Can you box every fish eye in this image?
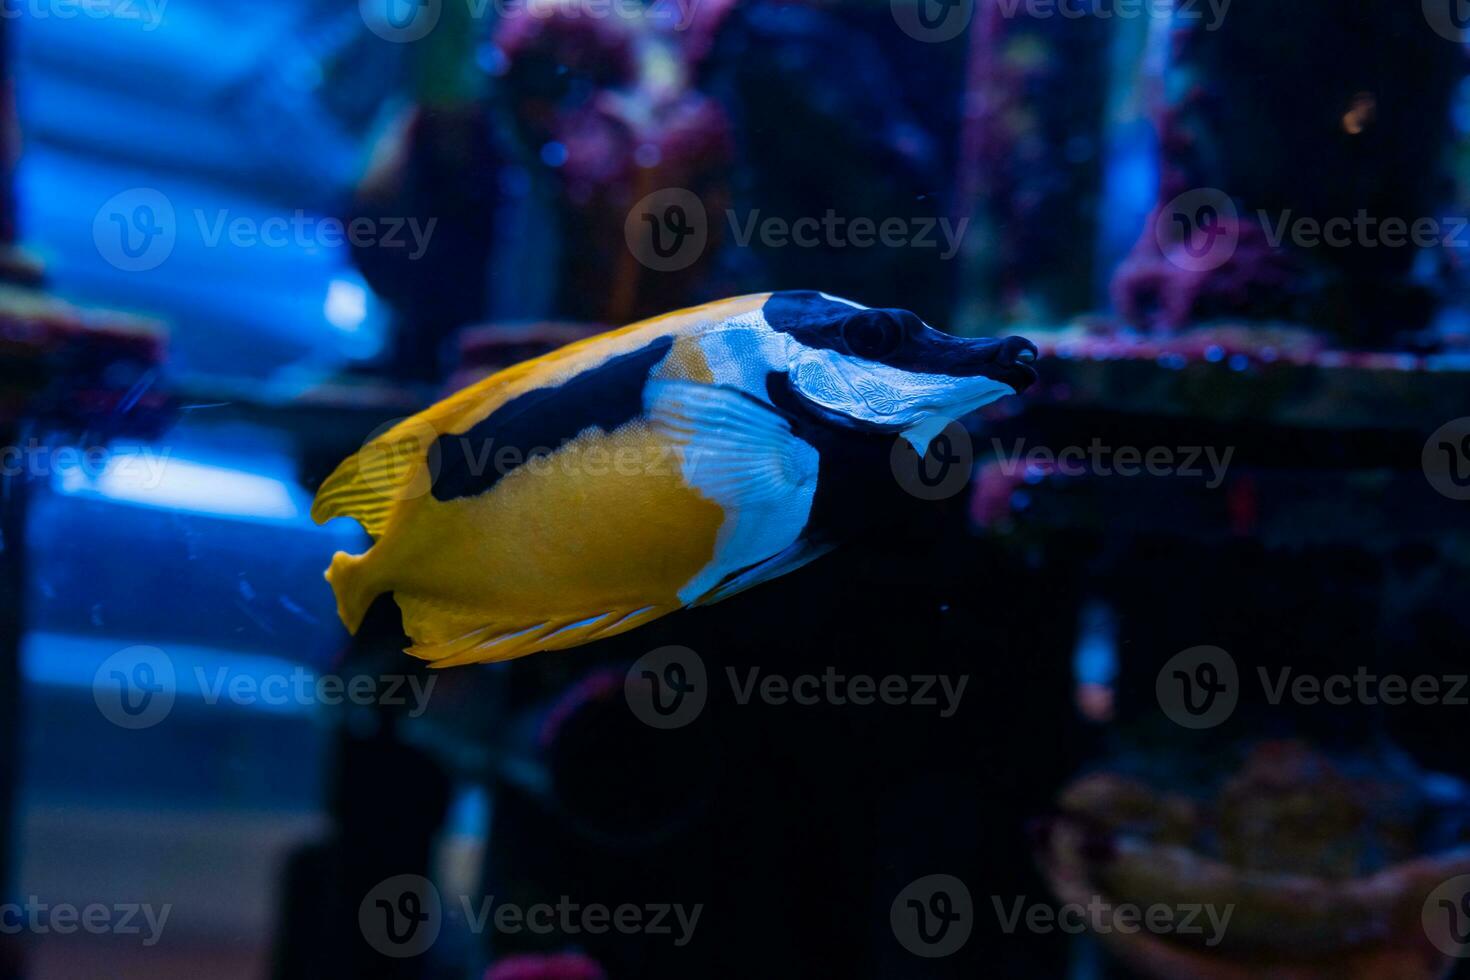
[840,310,911,361]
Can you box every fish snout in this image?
[998,336,1040,392]
[952,334,1039,393]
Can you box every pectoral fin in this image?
[645,379,817,507]
[645,380,821,604]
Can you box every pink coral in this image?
[485,951,607,980]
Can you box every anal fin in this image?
[403,603,673,667]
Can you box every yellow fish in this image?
[313,291,1037,667]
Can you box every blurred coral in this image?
[495,0,733,322]
[485,951,607,980]
[1035,741,1470,979]
[1112,209,1299,333]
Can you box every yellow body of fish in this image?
[312,294,773,667]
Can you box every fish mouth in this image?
[903,328,1040,393]
[948,335,1040,394]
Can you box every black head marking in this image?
[762,291,1039,391]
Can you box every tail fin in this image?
[311,365,524,536]
[325,550,382,634]
[311,417,442,538]
[314,380,514,633]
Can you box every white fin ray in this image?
[644,380,820,604]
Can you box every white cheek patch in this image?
[851,374,903,415]
[792,347,1015,454]
[793,358,851,409]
